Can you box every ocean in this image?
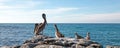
[0,23,120,47]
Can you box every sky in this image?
[0,0,120,23]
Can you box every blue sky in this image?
[0,0,120,23]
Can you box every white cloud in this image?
[0,7,79,23]
[0,0,79,23]
[0,0,46,10]
[79,13,120,23]
[0,0,13,6]
[0,0,12,2]
[0,0,119,23]
[10,0,45,8]
[31,8,79,15]
[0,6,120,23]
[48,13,120,23]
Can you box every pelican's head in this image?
[42,13,46,20]
[54,24,59,31]
[35,23,38,26]
[75,32,77,35]
[42,13,47,24]
[87,32,90,35]
[54,24,57,28]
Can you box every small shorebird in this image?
[75,32,84,39]
[34,13,47,36]
[85,32,90,40]
[54,24,64,38]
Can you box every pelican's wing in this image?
[75,33,83,39]
[34,23,39,33]
[37,23,45,33]
[56,31,63,38]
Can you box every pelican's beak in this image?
[42,13,46,20]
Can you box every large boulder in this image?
[23,35,53,44]
[77,39,100,46]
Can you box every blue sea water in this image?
[0,23,120,47]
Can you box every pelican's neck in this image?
[86,33,90,40]
[43,18,47,24]
[75,33,78,36]
[55,25,59,32]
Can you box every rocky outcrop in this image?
[21,35,102,48]
[0,35,102,48]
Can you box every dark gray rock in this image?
[20,43,39,48]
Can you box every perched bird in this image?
[54,24,64,38]
[75,32,84,39]
[34,13,47,36]
[34,23,42,35]
[85,32,90,40]
[34,23,38,35]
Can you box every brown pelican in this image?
[75,32,84,39]
[34,13,47,36]
[85,32,90,40]
[34,23,39,35]
[34,23,42,35]
[54,24,64,38]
